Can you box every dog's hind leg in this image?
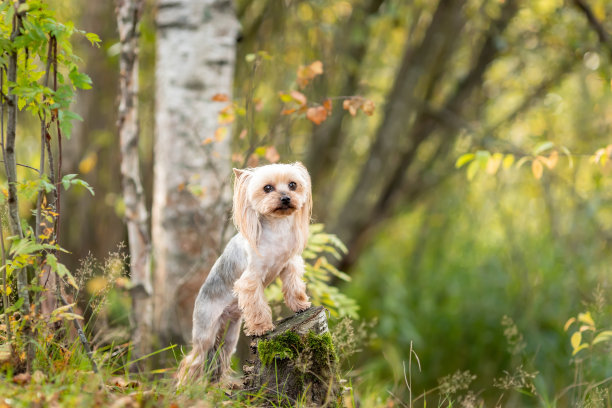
[217,301,242,377]
[176,296,230,386]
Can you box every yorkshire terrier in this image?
[176,162,312,385]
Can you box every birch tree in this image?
[153,0,239,344]
[116,0,152,363]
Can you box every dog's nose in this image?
[281,195,291,205]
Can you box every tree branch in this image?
[572,0,612,56]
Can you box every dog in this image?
[176,162,313,385]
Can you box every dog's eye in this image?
[288,182,297,191]
[263,185,274,193]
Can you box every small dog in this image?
[176,162,312,385]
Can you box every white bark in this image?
[117,0,153,363]
[153,0,239,344]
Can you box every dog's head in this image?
[232,162,312,250]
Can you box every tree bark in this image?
[4,1,28,312]
[116,0,153,364]
[243,306,340,407]
[331,0,466,266]
[153,0,239,345]
[333,0,520,270]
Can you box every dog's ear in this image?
[232,169,260,250]
[293,162,312,251]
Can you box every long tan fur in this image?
[232,168,261,250]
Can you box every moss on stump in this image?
[243,306,340,407]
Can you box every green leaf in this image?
[60,174,94,195]
[466,160,479,181]
[46,253,78,289]
[58,110,83,140]
[592,330,612,345]
[455,153,475,169]
[69,67,92,90]
[475,150,491,168]
[559,145,573,168]
[85,32,101,47]
[534,141,554,155]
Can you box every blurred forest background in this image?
[3,0,612,406]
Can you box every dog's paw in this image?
[286,296,311,313]
[244,321,275,337]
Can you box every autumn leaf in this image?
[361,99,375,116]
[323,98,332,113]
[281,108,297,115]
[78,152,98,175]
[265,146,280,163]
[538,151,558,169]
[214,127,227,142]
[297,60,324,89]
[212,93,229,102]
[342,96,375,116]
[218,105,235,124]
[290,90,307,106]
[532,159,543,179]
[307,106,328,125]
[343,98,359,116]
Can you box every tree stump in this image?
[243,306,340,406]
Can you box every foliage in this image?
[0,0,97,376]
[265,224,359,319]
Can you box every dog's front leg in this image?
[280,256,311,313]
[234,270,274,336]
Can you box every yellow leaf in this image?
[217,105,235,124]
[202,137,213,145]
[570,331,582,351]
[486,153,503,175]
[455,153,475,169]
[214,127,227,142]
[578,311,595,328]
[563,317,575,331]
[78,152,97,175]
[532,159,543,179]
[503,154,515,169]
[86,276,107,295]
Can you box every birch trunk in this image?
[116,0,153,362]
[4,1,28,312]
[153,0,239,344]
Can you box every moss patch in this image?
[257,330,338,369]
[257,331,304,366]
[306,331,338,368]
